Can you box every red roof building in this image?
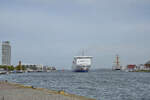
[127,65,136,69]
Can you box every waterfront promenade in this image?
[0,81,95,100]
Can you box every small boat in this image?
[0,69,7,74]
[16,70,24,73]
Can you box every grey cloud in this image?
[0,0,150,69]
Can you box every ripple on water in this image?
[1,70,150,100]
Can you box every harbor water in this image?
[0,69,150,100]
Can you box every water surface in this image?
[0,69,150,100]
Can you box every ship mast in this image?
[116,55,120,67]
[82,49,84,56]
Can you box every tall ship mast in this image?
[112,55,121,70]
[72,50,93,72]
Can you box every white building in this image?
[1,41,11,65]
[22,64,43,71]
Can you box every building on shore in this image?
[126,63,150,72]
[144,60,150,70]
[21,64,56,72]
[136,64,145,70]
[1,41,11,65]
[21,64,43,72]
[43,66,56,71]
[126,64,137,72]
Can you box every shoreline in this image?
[0,80,95,100]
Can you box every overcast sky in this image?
[0,0,150,69]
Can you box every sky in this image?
[0,0,150,69]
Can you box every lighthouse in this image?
[112,55,121,70]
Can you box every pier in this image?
[0,81,95,100]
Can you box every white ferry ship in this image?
[72,56,93,72]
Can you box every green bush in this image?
[15,65,26,70]
[0,65,14,71]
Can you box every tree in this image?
[0,65,14,71]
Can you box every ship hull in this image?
[74,70,89,72]
[72,65,90,72]
[73,66,89,72]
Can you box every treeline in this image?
[0,65,14,71]
[0,65,26,71]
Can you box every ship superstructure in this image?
[72,56,92,72]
